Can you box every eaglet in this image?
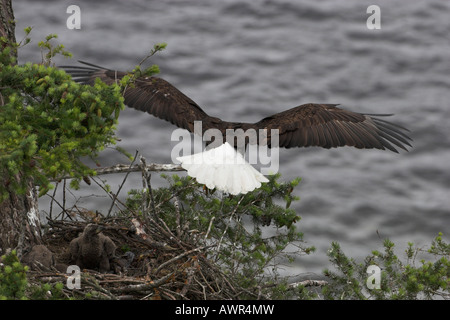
[69,224,116,273]
[21,245,55,271]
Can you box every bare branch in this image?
[107,151,139,217]
[155,245,213,275]
[291,280,328,288]
[51,162,184,182]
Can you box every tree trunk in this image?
[0,0,43,258]
[0,0,16,47]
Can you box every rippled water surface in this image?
[14,0,450,275]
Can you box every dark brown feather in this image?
[61,62,412,153]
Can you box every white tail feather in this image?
[177,142,269,195]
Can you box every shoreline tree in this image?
[0,0,43,257]
[0,0,124,257]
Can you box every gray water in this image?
[14,0,450,276]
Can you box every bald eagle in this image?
[62,61,412,153]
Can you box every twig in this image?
[173,196,185,238]
[49,163,184,183]
[81,274,117,300]
[89,176,131,216]
[49,181,58,220]
[107,151,139,217]
[45,189,83,221]
[180,260,199,297]
[137,43,166,67]
[140,156,157,219]
[62,179,67,219]
[204,216,215,240]
[155,245,212,275]
[216,195,245,253]
[110,271,174,294]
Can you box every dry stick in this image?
[49,181,58,220]
[195,274,210,299]
[110,271,175,295]
[150,215,187,251]
[48,163,184,185]
[140,157,149,217]
[157,288,178,300]
[140,156,157,219]
[154,245,212,275]
[46,190,73,221]
[196,265,217,295]
[48,162,185,218]
[198,252,240,296]
[81,274,117,300]
[215,195,245,254]
[106,150,139,217]
[90,176,133,217]
[174,196,182,238]
[204,216,215,241]
[90,177,118,203]
[135,162,188,250]
[180,259,199,297]
[62,178,67,219]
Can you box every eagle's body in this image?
[69,224,116,273]
[21,245,55,271]
[62,61,412,153]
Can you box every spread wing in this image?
[255,103,412,152]
[62,62,412,153]
[62,61,212,132]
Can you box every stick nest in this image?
[27,213,245,300]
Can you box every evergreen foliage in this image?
[0,35,124,200]
[321,234,450,300]
[126,173,313,298]
[0,250,28,299]
[0,251,66,300]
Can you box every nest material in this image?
[27,215,244,300]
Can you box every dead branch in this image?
[154,245,212,275]
[52,162,184,182]
[294,279,328,287]
[107,151,139,217]
[109,271,174,295]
